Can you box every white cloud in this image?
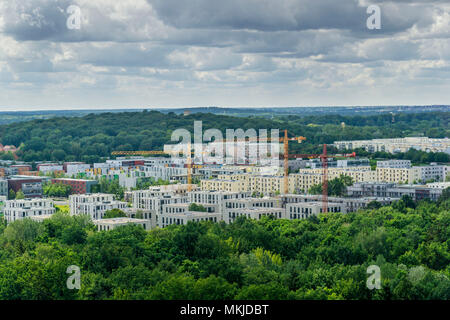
[0,0,449,109]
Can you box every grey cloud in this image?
[148,0,432,35]
[0,0,449,109]
[1,0,161,42]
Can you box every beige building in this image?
[200,179,242,193]
[202,164,436,195]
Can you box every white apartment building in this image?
[133,193,187,213]
[334,137,450,154]
[122,207,157,229]
[70,193,114,214]
[189,190,250,204]
[66,163,91,176]
[144,157,186,167]
[69,193,128,219]
[94,217,152,231]
[347,182,444,201]
[426,182,450,189]
[3,198,55,223]
[159,211,223,228]
[226,207,285,224]
[37,163,64,173]
[141,165,188,181]
[164,141,282,165]
[305,158,370,169]
[163,202,219,215]
[281,194,395,212]
[286,202,346,219]
[198,167,245,179]
[189,190,251,216]
[132,187,188,210]
[223,197,283,223]
[415,164,449,182]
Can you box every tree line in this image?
[0,110,448,163]
[0,189,448,300]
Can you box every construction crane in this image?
[112,145,210,192]
[112,131,306,194]
[288,146,356,214]
[217,130,306,194]
[112,139,356,213]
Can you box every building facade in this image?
[3,198,55,223]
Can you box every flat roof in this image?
[94,217,148,224]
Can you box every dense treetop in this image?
[0,191,449,300]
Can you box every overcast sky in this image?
[0,0,449,110]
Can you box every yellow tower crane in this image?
[217,131,306,194]
[112,131,306,194]
[112,145,204,192]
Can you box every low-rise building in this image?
[426,182,450,189]
[223,196,282,223]
[377,160,412,168]
[37,163,64,173]
[94,217,152,231]
[347,182,443,201]
[122,207,157,229]
[3,198,55,223]
[64,162,91,176]
[334,137,450,154]
[226,207,285,223]
[69,193,128,219]
[286,202,346,219]
[414,164,449,182]
[159,211,222,228]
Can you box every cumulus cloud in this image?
[0,0,449,109]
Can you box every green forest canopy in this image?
[0,191,449,300]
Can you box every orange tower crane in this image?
[217,130,306,194]
[288,146,356,213]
